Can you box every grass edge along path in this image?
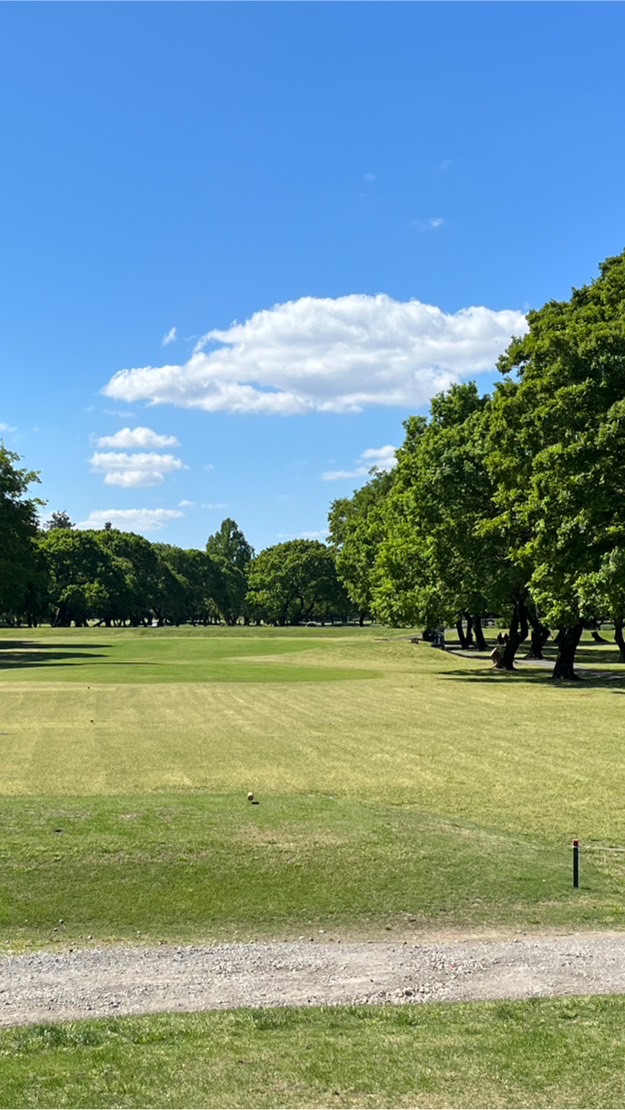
[2,995,625,1108]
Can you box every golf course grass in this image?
[1,625,625,1106]
[2,996,625,1108]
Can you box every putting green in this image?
[0,630,380,684]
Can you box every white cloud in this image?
[277,529,329,541]
[322,444,397,481]
[412,217,445,232]
[96,426,180,449]
[438,159,453,172]
[178,499,226,510]
[90,451,187,488]
[76,508,183,533]
[0,422,16,433]
[363,172,376,181]
[102,295,527,417]
[162,326,177,346]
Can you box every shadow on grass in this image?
[0,641,112,651]
[0,647,109,671]
[440,666,625,692]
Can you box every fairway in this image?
[0,627,379,684]
[1,626,625,950]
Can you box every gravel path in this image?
[2,932,625,1027]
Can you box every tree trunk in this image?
[456,618,468,649]
[501,599,529,671]
[526,622,550,660]
[552,624,583,680]
[614,619,625,663]
[472,615,487,651]
[464,613,475,648]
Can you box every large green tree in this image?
[247,539,350,625]
[328,468,394,624]
[0,448,43,621]
[206,518,254,624]
[156,545,223,625]
[39,529,124,626]
[372,385,505,648]
[489,250,625,678]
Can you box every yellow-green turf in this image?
[2,996,625,1108]
[1,626,625,948]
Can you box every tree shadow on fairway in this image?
[439,666,625,692]
[0,644,108,671]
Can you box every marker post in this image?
[573,839,580,888]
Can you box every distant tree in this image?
[248,539,350,625]
[328,469,394,624]
[0,447,44,621]
[96,529,163,625]
[155,545,223,624]
[206,518,254,624]
[39,529,123,627]
[206,518,254,570]
[44,510,74,531]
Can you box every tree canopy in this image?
[0,448,43,621]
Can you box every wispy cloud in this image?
[437,158,453,172]
[162,326,177,347]
[103,409,136,419]
[412,217,445,231]
[76,508,183,534]
[178,499,226,510]
[363,172,376,181]
[90,451,187,488]
[276,529,328,541]
[96,426,179,449]
[322,444,397,482]
[0,422,16,433]
[103,294,527,416]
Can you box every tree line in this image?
[0,481,355,630]
[328,250,625,679]
[2,249,625,679]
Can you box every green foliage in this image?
[0,447,43,620]
[206,518,254,623]
[328,469,394,619]
[247,539,351,624]
[44,509,74,530]
[490,250,625,630]
[371,386,503,629]
[206,518,254,570]
[38,529,125,627]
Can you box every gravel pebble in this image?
[1,933,625,1028]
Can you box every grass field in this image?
[1,626,625,949]
[2,625,625,1107]
[2,996,625,1108]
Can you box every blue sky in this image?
[2,2,624,553]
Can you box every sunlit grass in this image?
[0,627,624,948]
[2,996,625,1108]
